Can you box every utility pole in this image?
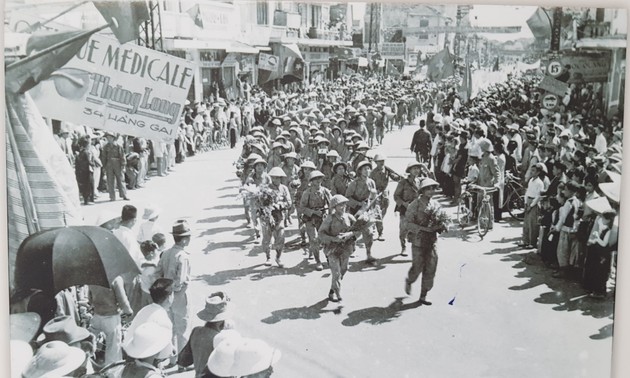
[368,3,374,52]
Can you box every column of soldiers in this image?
[237,102,410,275]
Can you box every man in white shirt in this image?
[594,125,608,154]
[521,164,545,249]
[113,205,142,266]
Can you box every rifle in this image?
[355,192,383,218]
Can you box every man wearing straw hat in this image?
[179,291,233,376]
[156,220,193,364]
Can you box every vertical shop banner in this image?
[29,34,195,140]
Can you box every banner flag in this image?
[426,48,455,82]
[94,0,150,44]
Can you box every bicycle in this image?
[502,172,526,221]
[458,184,498,237]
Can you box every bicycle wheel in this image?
[456,197,471,226]
[507,192,526,220]
[477,201,492,237]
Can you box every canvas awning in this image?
[227,41,258,54]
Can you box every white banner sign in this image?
[29,34,195,140]
[258,53,280,71]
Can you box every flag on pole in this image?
[6,93,84,289]
[6,30,95,94]
[284,56,305,79]
[462,56,472,102]
[93,0,150,44]
[385,60,401,77]
[492,56,500,72]
[426,48,455,82]
[186,4,204,28]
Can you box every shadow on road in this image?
[197,214,244,224]
[341,297,421,327]
[261,299,343,324]
[205,204,242,210]
[215,185,240,192]
[199,225,243,237]
[486,245,615,338]
[196,259,321,286]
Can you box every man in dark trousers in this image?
[410,120,432,166]
[404,178,444,305]
[101,132,129,201]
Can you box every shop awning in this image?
[227,41,259,54]
[576,36,627,49]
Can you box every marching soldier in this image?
[370,154,398,241]
[331,162,351,196]
[295,161,317,246]
[319,195,358,302]
[244,158,272,239]
[299,170,332,271]
[345,160,378,263]
[281,152,300,226]
[404,178,444,306]
[393,162,425,256]
[262,167,292,268]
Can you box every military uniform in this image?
[245,171,272,237]
[260,182,291,264]
[393,176,422,251]
[319,211,356,300]
[345,177,377,261]
[404,195,441,303]
[101,140,128,201]
[300,185,332,268]
[370,166,395,239]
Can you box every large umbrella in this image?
[14,226,140,295]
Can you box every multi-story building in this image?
[364,3,456,74]
[6,0,353,101]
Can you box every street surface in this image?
[82,123,614,378]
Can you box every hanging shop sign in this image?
[29,34,195,140]
[538,75,569,96]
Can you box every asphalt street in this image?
[82,123,615,378]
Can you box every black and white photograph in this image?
[3,0,629,377]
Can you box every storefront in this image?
[300,46,331,84]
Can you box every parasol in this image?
[14,226,140,295]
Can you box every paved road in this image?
[82,123,614,378]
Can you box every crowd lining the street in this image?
[12,69,623,377]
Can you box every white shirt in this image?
[594,133,608,154]
[137,220,164,243]
[525,177,544,200]
[113,226,143,266]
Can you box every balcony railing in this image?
[578,21,611,39]
[306,27,351,41]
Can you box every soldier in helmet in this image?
[345,160,378,263]
[244,158,272,239]
[393,162,425,256]
[319,194,358,302]
[262,167,292,268]
[299,170,332,271]
[295,161,317,246]
[370,154,398,241]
